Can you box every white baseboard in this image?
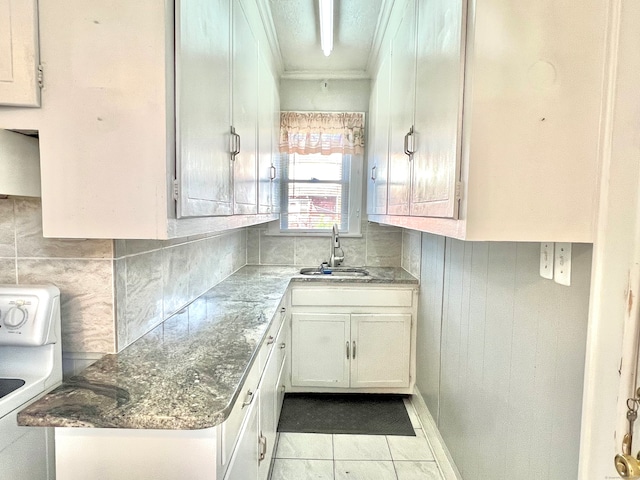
[410,390,463,480]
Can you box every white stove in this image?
[0,284,62,480]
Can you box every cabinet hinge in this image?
[172,178,179,202]
[455,181,463,201]
[37,65,44,88]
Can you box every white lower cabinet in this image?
[292,313,350,388]
[225,307,288,480]
[350,314,411,388]
[289,285,417,394]
[224,389,259,480]
[292,313,412,389]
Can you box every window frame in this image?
[267,151,363,237]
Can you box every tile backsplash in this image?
[401,228,422,278]
[0,197,247,368]
[1,197,115,354]
[247,220,403,267]
[114,230,246,350]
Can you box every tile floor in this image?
[269,399,445,480]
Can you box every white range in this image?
[0,284,62,480]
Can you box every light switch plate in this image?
[540,242,554,279]
[554,242,572,286]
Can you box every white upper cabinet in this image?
[176,0,233,218]
[411,0,465,218]
[0,0,280,239]
[386,0,416,216]
[366,52,391,216]
[0,0,41,107]
[257,53,280,215]
[232,0,259,215]
[270,85,281,215]
[369,0,607,242]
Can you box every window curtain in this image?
[279,112,365,156]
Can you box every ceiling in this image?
[266,0,389,79]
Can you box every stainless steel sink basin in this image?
[299,267,370,277]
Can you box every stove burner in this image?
[0,379,26,399]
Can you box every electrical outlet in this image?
[554,242,572,286]
[540,242,554,279]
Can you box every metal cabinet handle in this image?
[266,335,275,345]
[258,434,267,461]
[371,165,377,181]
[270,165,277,180]
[404,126,415,158]
[346,341,350,359]
[242,389,254,408]
[279,342,286,349]
[230,126,240,159]
[352,341,356,359]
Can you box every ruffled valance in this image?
[279,111,365,155]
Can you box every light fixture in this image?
[319,0,333,56]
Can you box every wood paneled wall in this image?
[417,235,592,480]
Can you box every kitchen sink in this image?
[299,267,370,277]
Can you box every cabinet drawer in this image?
[258,304,287,371]
[220,359,261,472]
[292,288,413,307]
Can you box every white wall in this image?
[279,79,371,112]
[579,1,640,476]
[417,235,593,480]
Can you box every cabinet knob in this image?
[266,335,275,345]
[279,342,286,349]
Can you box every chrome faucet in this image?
[329,224,344,267]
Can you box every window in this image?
[274,111,365,236]
[279,152,362,234]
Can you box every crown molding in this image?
[255,0,284,75]
[365,0,396,76]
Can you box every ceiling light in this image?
[319,0,333,56]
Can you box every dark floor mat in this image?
[277,393,415,436]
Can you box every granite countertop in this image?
[18,266,417,430]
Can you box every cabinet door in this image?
[0,0,40,106]
[232,0,258,215]
[224,390,259,480]
[257,323,285,480]
[350,314,412,388]
[291,313,350,388]
[366,52,391,215]
[387,0,416,216]
[271,86,282,214]
[176,0,233,218]
[411,0,465,218]
[258,54,275,214]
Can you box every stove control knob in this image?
[4,306,27,329]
